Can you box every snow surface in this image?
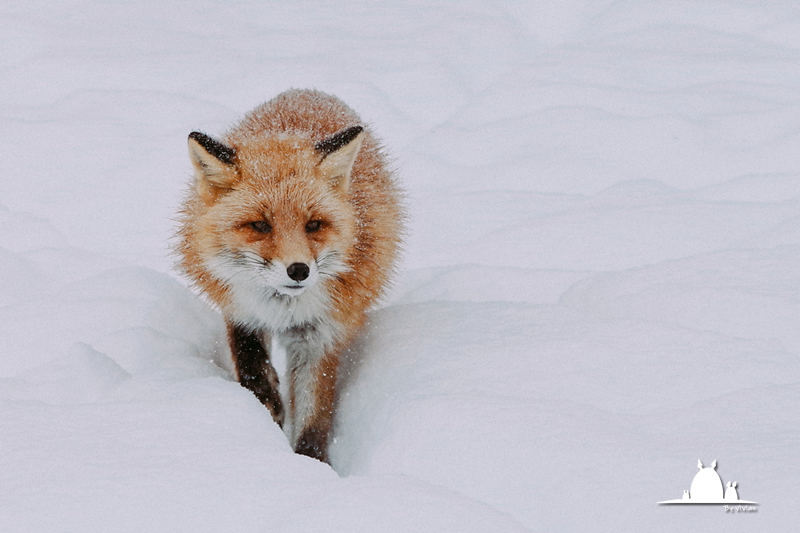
[1,1,799,531]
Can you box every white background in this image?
[1,1,798,531]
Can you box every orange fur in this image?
[176,89,403,462]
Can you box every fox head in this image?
[186,126,364,301]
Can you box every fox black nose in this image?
[287,262,310,282]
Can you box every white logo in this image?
[658,460,758,505]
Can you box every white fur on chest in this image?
[227,277,331,332]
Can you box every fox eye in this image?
[250,221,272,233]
[305,220,323,233]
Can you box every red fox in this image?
[176,89,403,462]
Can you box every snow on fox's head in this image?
[186,126,363,300]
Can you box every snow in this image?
[1,0,799,531]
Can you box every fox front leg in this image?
[292,353,338,463]
[227,322,284,428]
[283,324,340,463]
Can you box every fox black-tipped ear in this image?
[188,132,238,190]
[189,132,236,165]
[315,126,364,193]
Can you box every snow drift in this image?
[2,0,799,531]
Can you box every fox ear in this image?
[188,132,238,191]
[315,126,364,193]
